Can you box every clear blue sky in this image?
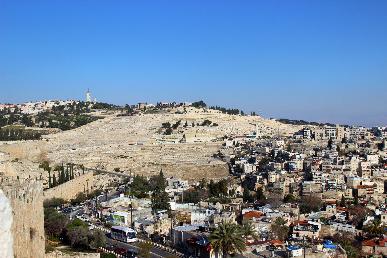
[0,1,386,126]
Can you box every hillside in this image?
[0,107,302,181]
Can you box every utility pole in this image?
[129,203,133,229]
[94,195,98,218]
[170,211,174,244]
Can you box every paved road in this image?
[107,238,182,258]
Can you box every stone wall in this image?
[0,189,13,258]
[46,251,100,258]
[0,177,45,258]
[0,141,47,162]
[43,171,94,201]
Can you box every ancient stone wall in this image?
[0,177,45,258]
[43,171,94,201]
[0,189,13,258]
[46,251,100,258]
[0,141,47,162]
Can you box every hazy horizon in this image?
[1,1,386,127]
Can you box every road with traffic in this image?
[107,238,184,258]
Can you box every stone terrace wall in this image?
[43,171,94,201]
[0,177,45,258]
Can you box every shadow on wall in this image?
[0,189,14,258]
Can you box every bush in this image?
[65,218,99,250]
[299,195,323,214]
[164,128,173,135]
[283,194,297,203]
[201,119,212,126]
[44,208,69,239]
[89,230,107,249]
[192,101,206,108]
[161,122,171,128]
[71,192,88,205]
[67,226,89,249]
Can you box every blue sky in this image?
[0,1,386,126]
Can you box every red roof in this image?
[270,240,284,246]
[357,185,374,189]
[362,238,387,247]
[292,220,309,226]
[337,207,348,212]
[243,211,263,220]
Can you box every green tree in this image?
[332,233,361,258]
[328,138,333,149]
[198,178,207,189]
[39,161,50,172]
[151,170,170,212]
[65,218,89,249]
[283,194,297,203]
[130,175,150,198]
[89,230,106,249]
[47,169,52,188]
[67,226,89,249]
[363,220,384,237]
[209,222,246,258]
[340,195,346,207]
[44,208,69,239]
[255,188,266,201]
[71,192,88,205]
[299,195,322,214]
[52,173,57,187]
[44,198,66,208]
[191,100,207,108]
[150,169,167,191]
[242,188,254,203]
[271,217,289,241]
[208,179,228,198]
[101,254,117,258]
[164,128,173,135]
[353,194,359,205]
[181,189,206,204]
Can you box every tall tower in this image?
[86,89,92,102]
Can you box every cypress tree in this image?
[59,165,65,184]
[52,173,57,187]
[340,195,346,207]
[65,165,69,182]
[48,169,52,188]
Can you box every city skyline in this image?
[1,1,387,126]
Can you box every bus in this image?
[111,226,137,243]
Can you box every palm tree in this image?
[241,222,259,242]
[209,222,246,258]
